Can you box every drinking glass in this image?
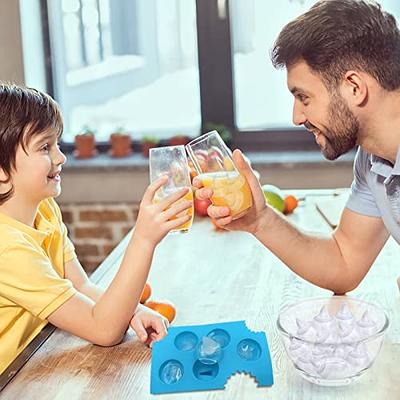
[186,131,252,219]
[149,145,194,233]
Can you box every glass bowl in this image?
[277,296,389,386]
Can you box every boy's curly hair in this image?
[0,83,63,204]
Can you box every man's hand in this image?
[193,149,268,234]
[130,304,169,348]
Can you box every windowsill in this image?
[59,150,355,204]
[63,149,355,171]
[246,149,355,167]
[65,152,150,171]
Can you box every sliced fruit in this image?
[225,191,244,212]
[230,173,245,190]
[223,156,235,171]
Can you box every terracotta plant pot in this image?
[74,134,96,159]
[110,133,132,158]
[141,141,159,158]
[169,136,190,146]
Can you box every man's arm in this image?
[196,149,389,294]
[253,206,389,294]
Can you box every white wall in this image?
[0,1,25,84]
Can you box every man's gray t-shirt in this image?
[346,146,400,243]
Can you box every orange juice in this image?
[200,171,252,219]
[154,189,194,233]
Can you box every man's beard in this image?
[307,92,359,160]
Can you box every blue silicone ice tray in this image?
[150,320,274,394]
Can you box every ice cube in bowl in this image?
[277,296,389,386]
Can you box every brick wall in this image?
[60,203,140,273]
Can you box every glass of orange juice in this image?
[149,145,194,233]
[186,131,253,219]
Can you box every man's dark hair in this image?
[0,83,63,204]
[271,0,400,90]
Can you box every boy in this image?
[0,83,192,373]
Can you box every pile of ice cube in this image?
[288,303,377,380]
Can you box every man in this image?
[194,0,400,294]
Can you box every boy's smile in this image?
[47,168,62,183]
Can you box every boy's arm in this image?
[64,257,169,346]
[47,179,192,346]
[64,257,104,301]
[48,235,155,346]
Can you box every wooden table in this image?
[1,190,399,399]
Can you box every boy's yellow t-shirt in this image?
[0,198,77,373]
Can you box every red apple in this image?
[194,197,212,217]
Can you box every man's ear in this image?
[340,70,368,107]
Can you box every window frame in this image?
[41,0,316,152]
[195,0,316,152]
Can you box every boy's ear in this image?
[0,168,13,198]
[0,167,6,181]
[0,167,11,184]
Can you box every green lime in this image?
[262,184,285,213]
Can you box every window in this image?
[230,0,400,131]
[20,0,400,150]
[46,0,201,141]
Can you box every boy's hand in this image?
[193,149,267,235]
[130,304,169,348]
[134,176,192,246]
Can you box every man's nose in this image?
[292,103,307,126]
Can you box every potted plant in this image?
[204,122,233,149]
[169,134,190,146]
[141,135,160,158]
[74,127,96,159]
[110,128,132,158]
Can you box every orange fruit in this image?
[140,282,152,304]
[145,300,176,323]
[284,195,299,214]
